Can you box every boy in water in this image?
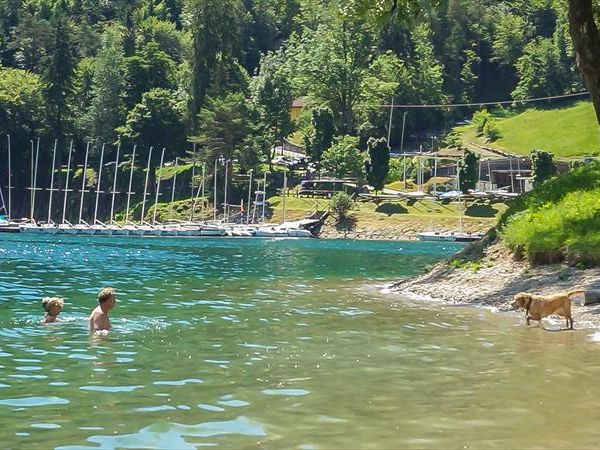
[42,297,64,323]
[89,287,117,333]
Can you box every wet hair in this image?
[42,297,64,313]
[98,287,115,304]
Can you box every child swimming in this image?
[42,297,64,323]
[89,287,117,333]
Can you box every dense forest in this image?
[0,0,595,218]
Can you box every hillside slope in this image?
[456,101,600,157]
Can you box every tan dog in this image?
[512,290,586,330]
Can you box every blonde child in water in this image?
[42,297,64,323]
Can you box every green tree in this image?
[512,37,565,100]
[83,27,126,145]
[185,0,242,130]
[251,49,293,148]
[531,149,556,187]
[294,15,375,133]
[365,137,389,192]
[304,106,335,166]
[0,66,45,142]
[322,135,364,179]
[458,149,480,193]
[190,92,258,162]
[460,47,481,103]
[124,41,178,108]
[117,88,186,160]
[41,4,75,138]
[137,17,186,63]
[492,12,532,67]
[7,10,52,71]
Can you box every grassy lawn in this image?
[457,101,600,157]
[267,195,508,227]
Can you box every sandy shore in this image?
[390,240,600,330]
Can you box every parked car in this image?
[271,155,293,166]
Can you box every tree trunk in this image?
[569,0,600,124]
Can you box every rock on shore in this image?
[391,241,600,329]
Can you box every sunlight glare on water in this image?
[1,234,600,449]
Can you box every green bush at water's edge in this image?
[501,162,600,266]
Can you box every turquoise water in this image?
[2,235,600,449]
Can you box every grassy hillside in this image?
[456,101,600,157]
[502,162,600,266]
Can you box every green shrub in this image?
[473,109,491,134]
[330,192,354,221]
[483,119,501,141]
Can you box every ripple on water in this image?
[262,389,310,396]
[153,379,204,386]
[31,423,62,429]
[0,396,70,407]
[56,416,267,450]
[79,385,144,393]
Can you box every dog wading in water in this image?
[512,290,586,330]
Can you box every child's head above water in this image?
[42,297,64,317]
[98,287,116,309]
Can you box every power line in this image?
[373,91,590,109]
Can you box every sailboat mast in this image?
[93,144,105,224]
[7,135,11,219]
[32,138,40,221]
[223,159,229,222]
[110,145,121,223]
[140,146,153,224]
[200,162,205,217]
[78,142,90,223]
[169,157,178,222]
[125,145,137,222]
[61,141,74,224]
[213,158,218,221]
[246,169,253,224]
[152,148,165,225]
[47,139,58,223]
[30,141,34,220]
[282,169,287,223]
[189,144,197,221]
[261,172,266,223]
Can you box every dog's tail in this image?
[567,289,586,298]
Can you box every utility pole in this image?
[387,97,395,145]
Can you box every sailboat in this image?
[417,160,484,243]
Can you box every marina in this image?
[0,138,317,239]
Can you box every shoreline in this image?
[316,217,492,241]
[389,240,600,330]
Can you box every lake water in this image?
[1,235,600,449]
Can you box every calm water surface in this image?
[1,235,600,449]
